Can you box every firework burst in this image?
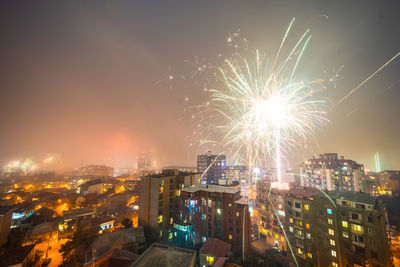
[202,19,328,184]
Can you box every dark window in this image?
[356,203,365,209]
[229,218,233,223]
[368,216,374,223]
[295,202,301,208]
[371,251,378,259]
[288,201,292,206]
[351,213,359,220]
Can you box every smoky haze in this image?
[0,0,399,170]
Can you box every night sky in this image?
[0,1,399,170]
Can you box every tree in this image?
[121,218,133,229]
[59,223,98,267]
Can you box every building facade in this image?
[178,184,251,257]
[379,170,400,196]
[0,206,13,247]
[255,180,288,252]
[300,153,365,192]
[197,151,226,184]
[138,169,201,241]
[137,153,154,176]
[285,189,391,267]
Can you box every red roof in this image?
[200,238,231,257]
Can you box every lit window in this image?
[297,230,303,236]
[169,232,173,239]
[297,248,303,255]
[328,229,334,236]
[328,218,333,225]
[304,204,309,211]
[289,227,294,233]
[342,231,349,238]
[306,224,310,229]
[289,218,293,223]
[158,215,163,223]
[330,239,335,246]
[202,214,206,220]
[229,234,232,240]
[306,233,311,239]
[332,262,338,267]
[307,252,312,258]
[202,236,206,242]
[206,256,214,265]
[342,221,348,228]
[217,208,221,215]
[331,250,337,257]
[229,203,232,207]
[327,208,332,215]
[351,224,363,234]
[236,212,239,216]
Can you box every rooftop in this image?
[286,187,320,199]
[181,184,239,194]
[0,205,13,215]
[27,221,57,237]
[235,197,248,205]
[200,238,231,257]
[318,190,377,206]
[63,207,95,220]
[90,216,115,226]
[131,243,196,267]
[0,244,35,266]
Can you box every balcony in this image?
[352,240,365,248]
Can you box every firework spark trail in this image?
[331,51,400,110]
[200,152,225,183]
[339,79,400,122]
[205,46,328,171]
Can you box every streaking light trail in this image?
[332,51,400,110]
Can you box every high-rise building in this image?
[226,165,249,183]
[255,180,288,252]
[364,172,380,196]
[300,153,365,192]
[379,170,400,196]
[285,189,391,267]
[226,165,250,194]
[197,151,226,184]
[178,184,251,257]
[138,169,201,241]
[137,154,153,175]
[284,187,320,266]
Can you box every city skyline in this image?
[1,1,400,171]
